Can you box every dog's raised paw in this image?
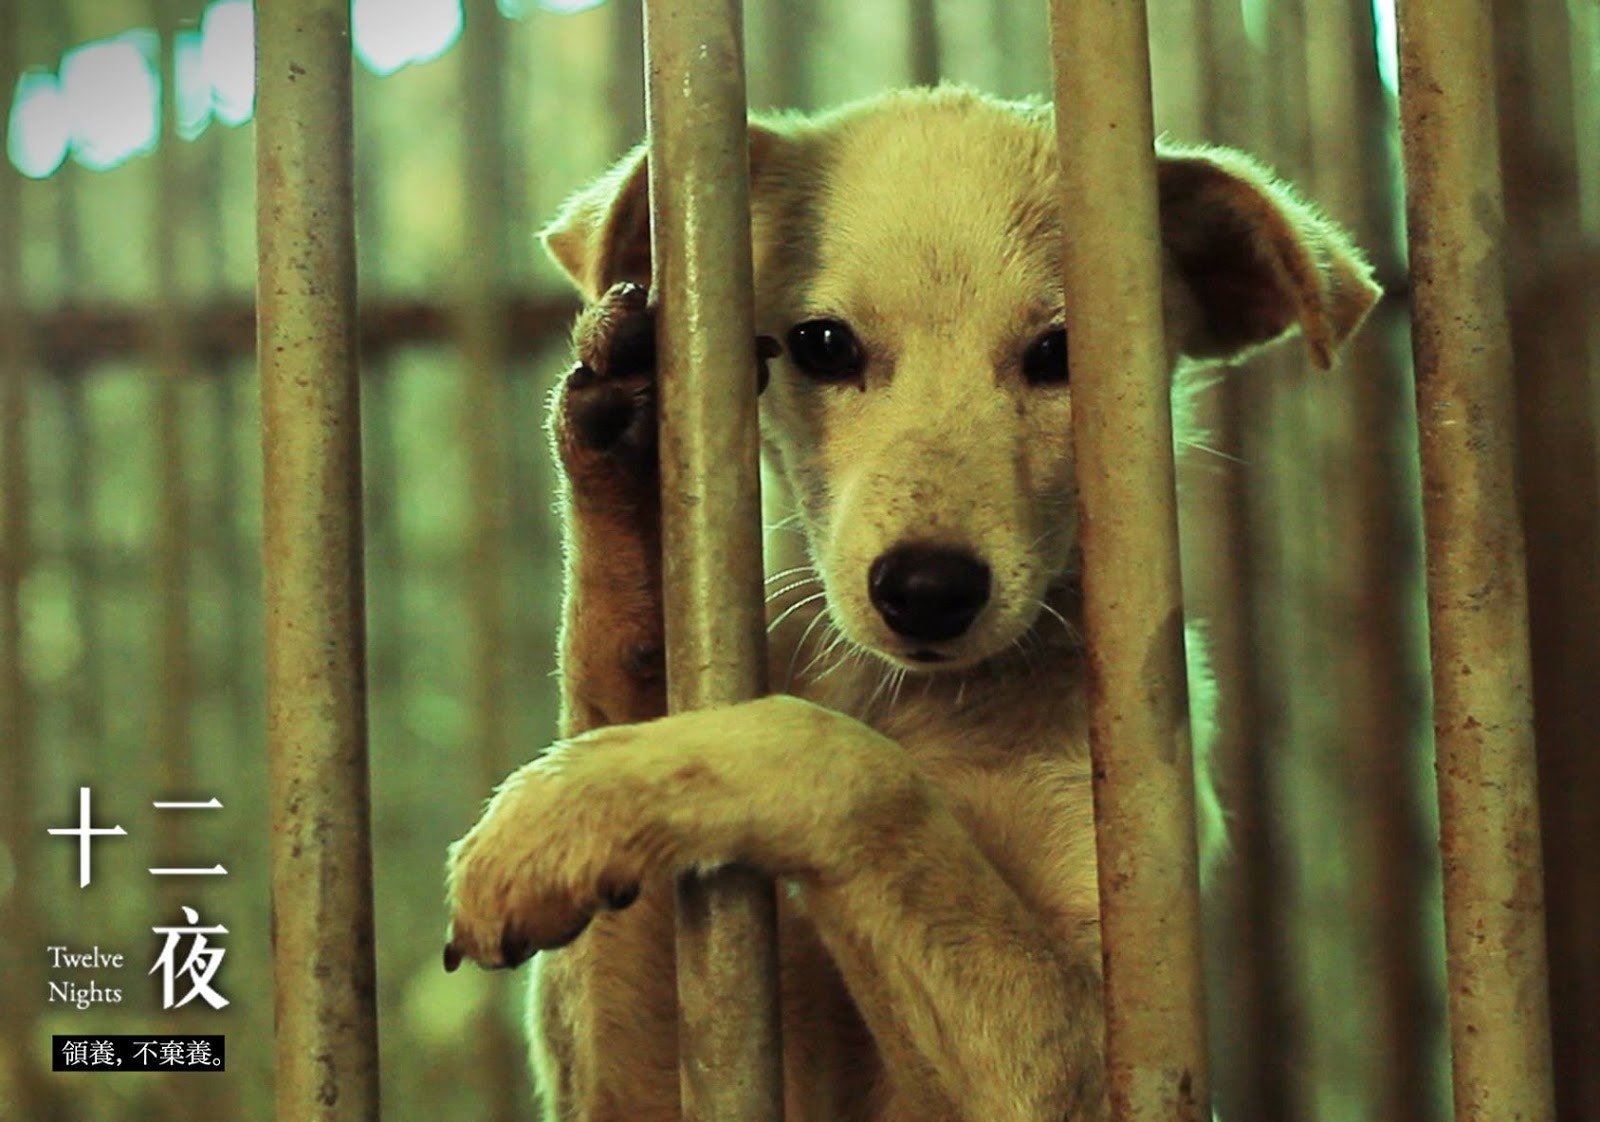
[558,281,659,476]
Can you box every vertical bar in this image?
[1048,2,1211,1120]
[0,11,47,1121]
[1181,6,1288,1119]
[1313,2,1451,1115]
[608,0,646,149]
[1304,2,1449,1118]
[1395,4,1557,1121]
[458,3,523,1117]
[642,3,783,1120]
[908,0,941,85]
[1494,6,1600,1121]
[152,0,194,859]
[254,2,381,1121]
[149,13,211,1121]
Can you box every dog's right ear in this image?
[542,127,785,303]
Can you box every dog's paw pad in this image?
[560,282,659,468]
[567,375,655,457]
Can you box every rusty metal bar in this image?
[1303,2,1445,1118]
[1395,3,1557,1121]
[254,1,381,1120]
[458,2,523,1116]
[0,7,48,1119]
[1493,5,1600,1120]
[1048,2,1211,1119]
[642,2,782,1119]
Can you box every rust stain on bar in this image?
[1395,3,1557,1121]
[1049,1,1211,1119]
[254,2,382,1120]
[642,2,783,1119]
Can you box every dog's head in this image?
[544,87,1380,673]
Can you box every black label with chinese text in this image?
[52,1034,225,1073]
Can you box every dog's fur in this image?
[445,87,1380,1122]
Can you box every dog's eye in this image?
[1022,328,1069,386]
[787,319,864,382]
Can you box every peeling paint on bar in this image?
[642,2,784,1120]
[254,2,383,1120]
[1048,1,1212,1119]
[1395,2,1557,1121]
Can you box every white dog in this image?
[445,86,1379,1122]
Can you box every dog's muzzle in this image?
[868,544,992,644]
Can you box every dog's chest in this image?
[920,745,1102,938]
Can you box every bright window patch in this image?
[7,70,71,179]
[201,0,256,127]
[353,0,464,76]
[60,31,160,172]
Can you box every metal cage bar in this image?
[642,2,784,1119]
[254,3,382,1120]
[1395,2,1558,1121]
[0,5,47,1119]
[458,2,524,1115]
[1494,5,1600,1119]
[1048,1,1212,1119]
[152,0,196,872]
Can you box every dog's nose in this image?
[868,545,991,643]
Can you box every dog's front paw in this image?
[443,740,647,971]
[556,281,659,487]
[552,282,781,503]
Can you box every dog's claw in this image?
[443,940,463,974]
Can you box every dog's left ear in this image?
[542,126,788,303]
[1157,148,1382,369]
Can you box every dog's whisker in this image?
[1035,599,1084,649]
[815,641,867,686]
[800,622,849,682]
[764,564,818,586]
[863,661,898,720]
[763,512,807,537]
[768,590,828,635]
[1177,437,1249,466]
[785,606,836,692]
[765,576,823,607]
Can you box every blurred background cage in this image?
[0,0,1596,1120]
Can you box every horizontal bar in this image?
[21,297,580,371]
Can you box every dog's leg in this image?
[447,695,1105,1122]
[551,280,667,735]
[526,281,682,1121]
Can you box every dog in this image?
[443,86,1380,1122]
